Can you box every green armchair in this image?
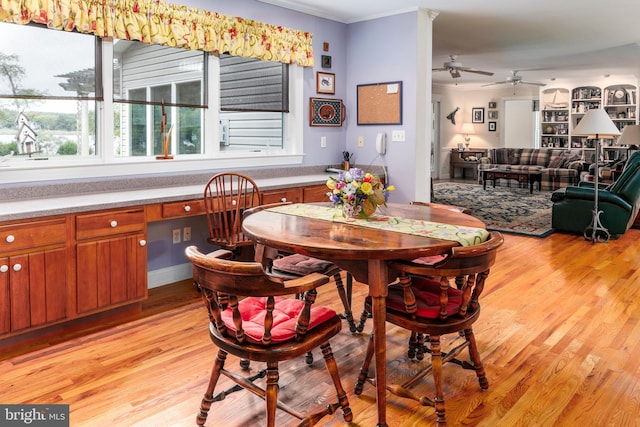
[551,151,640,237]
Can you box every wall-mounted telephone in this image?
[376,132,386,155]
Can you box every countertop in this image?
[0,172,335,222]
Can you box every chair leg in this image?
[355,302,371,333]
[305,351,314,365]
[430,335,447,427]
[354,332,375,395]
[333,272,356,333]
[265,362,279,427]
[408,332,428,361]
[464,328,489,390]
[197,349,227,426]
[320,342,353,422]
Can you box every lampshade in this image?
[572,108,621,138]
[461,123,475,135]
[617,124,640,146]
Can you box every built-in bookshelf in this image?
[540,88,570,148]
[603,84,636,133]
[540,83,638,149]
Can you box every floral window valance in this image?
[0,0,314,67]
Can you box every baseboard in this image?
[148,263,193,289]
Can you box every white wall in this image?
[432,84,539,177]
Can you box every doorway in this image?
[504,98,538,148]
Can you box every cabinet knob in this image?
[13,263,21,272]
[281,198,287,202]
[110,220,118,228]
[0,265,8,273]
[184,205,191,212]
[5,235,14,243]
[139,239,147,247]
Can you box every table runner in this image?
[267,204,489,246]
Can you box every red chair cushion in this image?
[386,277,463,319]
[221,296,337,343]
[411,255,446,265]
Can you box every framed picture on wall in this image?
[488,101,497,109]
[488,121,496,131]
[316,72,335,94]
[488,110,498,119]
[472,107,484,123]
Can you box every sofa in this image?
[478,148,583,191]
[551,150,640,237]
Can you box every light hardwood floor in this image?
[2,229,640,426]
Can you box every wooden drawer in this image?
[0,218,66,253]
[161,199,205,219]
[76,209,145,240]
[263,188,302,204]
[303,184,330,203]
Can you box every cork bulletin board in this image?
[356,81,402,125]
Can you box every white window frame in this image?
[0,37,304,184]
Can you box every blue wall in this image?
[148,1,425,276]
[345,13,418,202]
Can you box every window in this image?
[0,23,98,158]
[0,22,304,182]
[112,40,206,157]
[219,54,288,151]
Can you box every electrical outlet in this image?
[321,136,327,148]
[183,227,191,242]
[172,229,181,244]
[358,136,364,147]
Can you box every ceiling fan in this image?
[483,70,546,88]
[432,55,494,79]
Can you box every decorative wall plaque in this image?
[309,98,345,126]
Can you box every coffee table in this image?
[482,168,542,193]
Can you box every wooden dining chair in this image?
[354,200,473,333]
[354,232,504,426]
[204,172,262,257]
[203,174,355,330]
[185,246,352,427]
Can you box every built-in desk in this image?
[450,148,487,180]
[0,166,359,344]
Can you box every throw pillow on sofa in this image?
[561,155,580,168]
[547,156,565,168]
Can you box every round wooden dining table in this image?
[242,202,487,427]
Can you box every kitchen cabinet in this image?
[0,218,69,335]
[1,179,332,342]
[76,209,147,314]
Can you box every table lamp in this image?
[617,124,640,147]
[572,108,621,243]
[461,123,475,150]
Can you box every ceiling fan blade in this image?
[482,81,508,87]
[520,81,546,86]
[432,67,448,72]
[460,68,494,76]
[450,69,461,79]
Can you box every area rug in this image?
[431,182,555,237]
